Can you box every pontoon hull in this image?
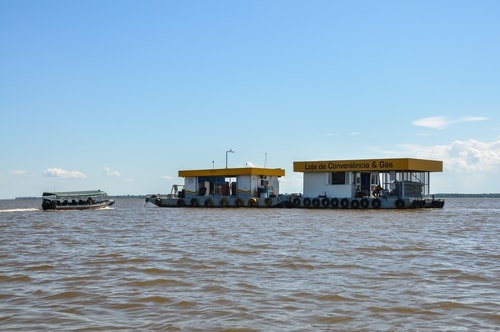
[288,196,444,209]
[42,200,115,211]
[145,194,444,209]
[145,194,291,208]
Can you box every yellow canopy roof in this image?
[179,167,285,177]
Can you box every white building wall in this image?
[251,176,259,195]
[303,173,326,196]
[237,175,252,194]
[270,176,280,195]
[184,177,197,194]
[303,172,353,198]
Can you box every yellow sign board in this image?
[293,158,442,173]
[179,167,285,178]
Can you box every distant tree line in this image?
[433,193,500,198]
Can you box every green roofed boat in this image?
[41,190,115,211]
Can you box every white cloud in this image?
[280,173,303,194]
[161,175,173,180]
[413,116,487,130]
[104,166,121,177]
[458,116,488,122]
[246,161,256,167]
[413,116,450,129]
[400,137,500,172]
[11,169,27,175]
[43,168,86,179]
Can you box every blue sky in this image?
[1,0,499,199]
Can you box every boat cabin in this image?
[178,167,285,200]
[293,158,443,199]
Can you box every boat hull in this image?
[288,196,444,209]
[42,200,115,211]
[145,194,444,209]
[145,194,291,208]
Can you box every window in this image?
[331,172,346,185]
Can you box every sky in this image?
[1,0,499,199]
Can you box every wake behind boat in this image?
[41,190,115,211]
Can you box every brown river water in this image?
[1,198,499,331]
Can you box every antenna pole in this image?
[225,149,235,168]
